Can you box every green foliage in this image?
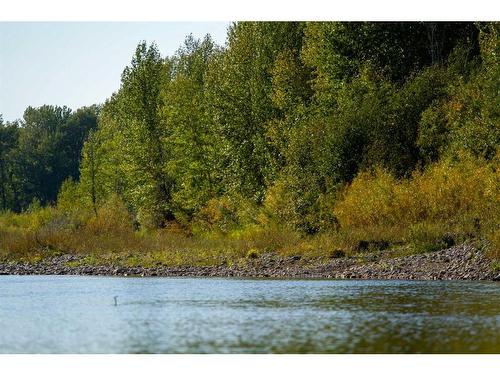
[57,178,83,213]
[0,105,98,212]
[81,42,175,229]
[162,35,221,217]
[118,42,174,227]
[0,118,19,211]
[193,194,258,235]
[74,22,497,238]
[302,22,479,99]
[405,222,454,253]
[205,22,308,202]
[2,22,499,264]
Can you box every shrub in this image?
[333,153,499,253]
[246,248,260,259]
[85,194,134,235]
[486,228,500,260]
[330,249,345,258]
[333,167,397,229]
[57,178,84,214]
[405,222,452,253]
[193,194,258,234]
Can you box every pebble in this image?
[0,243,497,281]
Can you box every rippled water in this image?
[0,276,499,353]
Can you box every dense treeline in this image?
[1,22,498,263]
[77,22,497,229]
[0,106,98,211]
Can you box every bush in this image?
[333,153,499,253]
[85,194,134,235]
[330,249,345,258]
[405,222,453,253]
[486,228,500,260]
[193,194,258,235]
[246,248,260,259]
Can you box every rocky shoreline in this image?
[1,243,499,280]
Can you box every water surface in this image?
[0,276,499,353]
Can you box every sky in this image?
[0,22,230,121]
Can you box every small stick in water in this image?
[114,296,118,306]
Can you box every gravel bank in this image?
[1,243,498,280]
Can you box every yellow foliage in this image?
[260,178,297,228]
[193,194,258,234]
[334,154,499,254]
[85,194,133,235]
[335,155,498,228]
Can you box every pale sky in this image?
[0,22,230,121]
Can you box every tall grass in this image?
[0,194,301,265]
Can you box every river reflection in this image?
[0,277,498,353]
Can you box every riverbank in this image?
[1,242,498,280]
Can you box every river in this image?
[0,276,499,353]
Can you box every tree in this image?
[12,105,97,210]
[162,35,221,218]
[205,22,308,202]
[0,117,19,210]
[89,42,173,227]
[79,129,101,216]
[61,105,100,181]
[418,22,499,162]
